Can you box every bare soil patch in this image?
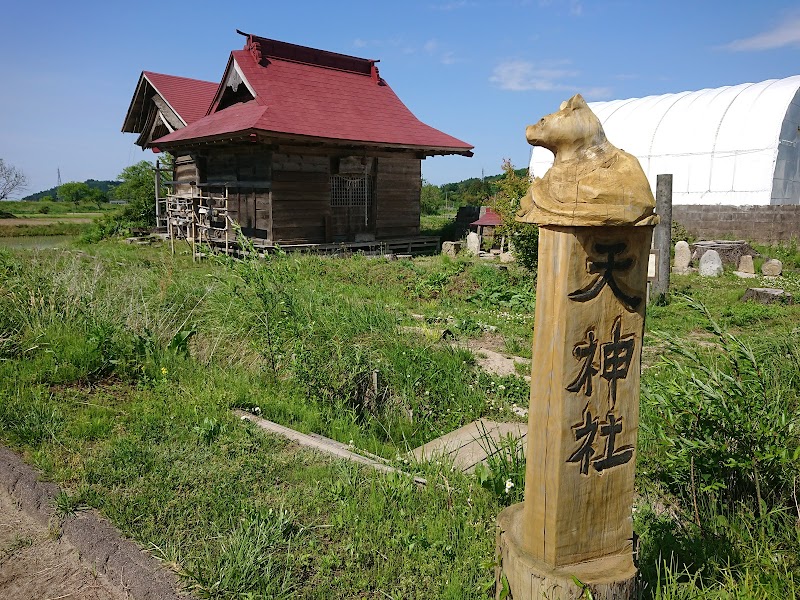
[0,486,127,600]
[460,330,508,354]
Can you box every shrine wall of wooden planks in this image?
[173,146,422,245]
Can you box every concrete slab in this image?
[236,411,427,484]
[412,419,527,473]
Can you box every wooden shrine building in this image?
[122,31,473,254]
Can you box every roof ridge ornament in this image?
[247,36,265,66]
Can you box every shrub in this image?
[671,220,694,246]
[491,160,538,271]
[642,298,800,523]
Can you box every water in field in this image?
[0,235,75,249]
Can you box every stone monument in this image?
[497,94,657,599]
[441,241,462,258]
[761,258,783,277]
[735,255,756,278]
[673,241,691,274]
[698,249,723,277]
[466,231,481,256]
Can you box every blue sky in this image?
[1,1,800,196]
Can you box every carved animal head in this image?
[525,94,608,161]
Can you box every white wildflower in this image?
[504,479,515,494]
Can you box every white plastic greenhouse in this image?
[529,76,800,205]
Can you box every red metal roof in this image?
[143,72,218,125]
[154,37,472,153]
[471,208,503,227]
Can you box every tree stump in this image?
[690,240,758,266]
[742,287,793,305]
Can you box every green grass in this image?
[1,200,117,215]
[0,240,797,598]
[0,221,92,237]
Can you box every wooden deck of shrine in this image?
[196,235,441,257]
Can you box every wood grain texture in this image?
[517,95,657,228]
[521,225,651,568]
[497,504,638,600]
[375,157,421,237]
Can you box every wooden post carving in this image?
[496,95,658,599]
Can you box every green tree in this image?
[110,160,159,226]
[83,156,173,241]
[57,182,107,207]
[58,182,91,204]
[420,179,444,215]
[491,159,538,271]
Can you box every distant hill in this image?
[22,179,120,201]
[438,167,528,206]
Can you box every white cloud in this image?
[536,0,583,16]
[353,36,456,65]
[581,87,613,100]
[489,60,612,98]
[723,15,800,51]
[429,1,473,10]
[489,60,577,91]
[441,51,457,65]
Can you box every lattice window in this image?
[330,174,373,208]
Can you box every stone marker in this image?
[441,241,462,258]
[699,249,723,277]
[674,241,691,273]
[738,255,755,274]
[497,94,657,599]
[499,252,515,263]
[466,231,481,255]
[734,254,756,278]
[761,258,783,277]
[742,287,793,304]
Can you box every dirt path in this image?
[456,338,529,379]
[0,486,127,600]
[402,324,530,379]
[0,445,187,600]
[0,216,96,225]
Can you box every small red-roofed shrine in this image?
[470,207,503,247]
[122,31,472,254]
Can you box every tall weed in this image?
[642,298,800,521]
[639,297,800,596]
[183,509,297,599]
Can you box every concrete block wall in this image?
[673,205,800,243]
